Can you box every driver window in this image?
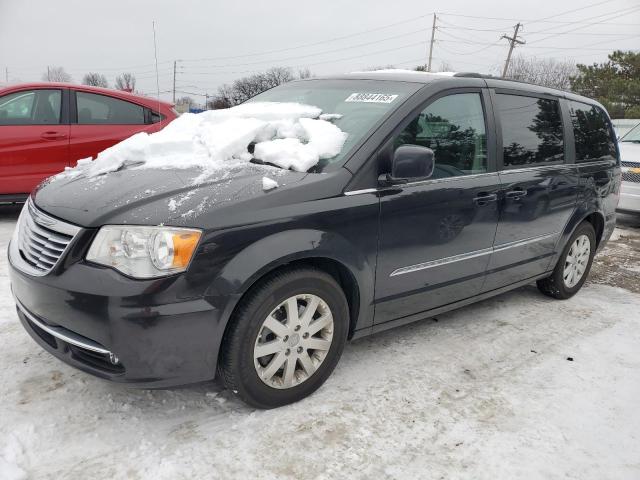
[0,89,62,125]
[394,93,488,178]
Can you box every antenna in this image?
[152,21,161,113]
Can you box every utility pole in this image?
[172,60,177,104]
[501,23,525,78]
[427,13,437,72]
[204,93,209,110]
[5,67,8,83]
[47,66,50,81]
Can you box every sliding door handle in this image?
[505,189,528,199]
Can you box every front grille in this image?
[623,171,640,183]
[17,200,80,275]
[621,162,640,183]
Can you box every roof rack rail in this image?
[453,72,485,78]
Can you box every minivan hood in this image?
[32,165,307,228]
[619,141,640,165]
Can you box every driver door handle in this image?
[473,193,498,205]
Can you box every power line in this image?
[181,28,429,69]
[181,15,432,63]
[527,4,640,42]
[438,24,637,36]
[183,40,427,75]
[526,0,619,26]
[437,28,501,49]
[437,37,637,52]
[436,11,639,25]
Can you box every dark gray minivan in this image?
[9,71,621,408]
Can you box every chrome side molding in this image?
[390,231,560,277]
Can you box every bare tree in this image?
[363,64,396,71]
[262,67,294,87]
[505,55,577,90]
[115,73,136,92]
[298,68,313,79]
[176,96,193,106]
[82,72,108,88]
[212,67,296,108]
[42,66,72,82]
[213,84,235,109]
[437,60,454,73]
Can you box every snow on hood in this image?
[61,102,348,180]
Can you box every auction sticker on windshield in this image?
[345,93,398,103]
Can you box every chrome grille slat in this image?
[22,242,58,262]
[28,235,66,254]
[16,199,81,276]
[24,214,70,245]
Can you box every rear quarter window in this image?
[495,93,564,168]
[568,101,617,163]
[76,92,145,125]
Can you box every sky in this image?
[0,0,638,103]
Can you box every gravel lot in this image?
[1,205,639,480]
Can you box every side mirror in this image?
[380,145,435,185]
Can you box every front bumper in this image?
[9,239,223,388]
[618,181,640,213]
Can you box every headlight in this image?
[86,226,202,278]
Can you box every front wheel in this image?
[537,221,596,300]
[218,267,349,408]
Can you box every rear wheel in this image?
[537,221,596,299]
[218,267,349,408]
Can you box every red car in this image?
[0,83,177,201]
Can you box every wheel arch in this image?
[583,211,605,248]
[552,207,607,269]
[205,229,375,374]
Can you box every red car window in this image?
[76,92,145,125]
[0,89,62,125]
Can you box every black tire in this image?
[537,221,596,300]
[218,267,349,409]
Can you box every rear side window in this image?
[496,94,564,167]
[569,101,617,163]
[76,92,145,125]
[149,110,164,124]
[394,93,488,177]
[0,89,61,125]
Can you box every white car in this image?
[618,123,640,214]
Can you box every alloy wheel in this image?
[253,294,334,389]
[563,234,591,288]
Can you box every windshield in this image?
[247,79,422,171]
[621,122,640,142]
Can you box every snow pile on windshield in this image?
[67,102,347,178]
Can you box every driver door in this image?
[374,89,501,325]
[0,88,70,195]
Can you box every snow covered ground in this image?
[1,206,639,480]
